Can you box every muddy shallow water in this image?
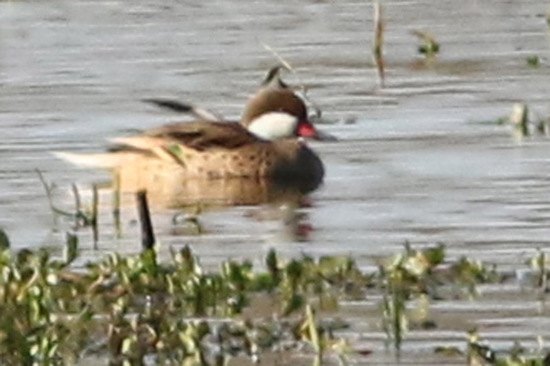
[2,0,550,364]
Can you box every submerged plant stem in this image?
[92,184,99,249]
[112,171,122,239]
[373,0,385,87]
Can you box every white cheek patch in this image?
[247,112,299,140]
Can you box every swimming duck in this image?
[55,68,326,195]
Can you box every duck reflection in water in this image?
[243,200,315,242]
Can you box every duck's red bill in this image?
[297,121,337,141]
[297,121,318,138]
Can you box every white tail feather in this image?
[52,151,123,169]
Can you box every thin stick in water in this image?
[91,184,99,249]
[71,183,84,228]
[112,171,121,239]
[36,169,73,218]
[72,183,81,212]
[373,0,385,87]
[259,41,294,73]
[136,190,155,251]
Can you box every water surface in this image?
[2,0,550,363]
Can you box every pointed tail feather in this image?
[53,151,124,169]
[142,98,223,122]
[142,98,194,113]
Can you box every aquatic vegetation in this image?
[467,329,550,366]
[0,188,544,364]
[510,103,530,137]
[0,226,366,365]
[378,243,500,353]
[0,229,10,249]
[484,104,550,139]
[528,249,550,292]
[0,222,512,365]
[527,55,540,67]
[172,203,205,236]
[0,240,338,364]
[37,169,96,229]
[372,0,385,87]
[411,30,440,59]
[37,170,99,245]
[510,104,550,138]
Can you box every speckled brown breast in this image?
[112,138,324,197]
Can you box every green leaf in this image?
[527,55,540,67]
[166,144,186,165]
[64,232,79,265]
[140,248,158,276]
[282,293,304,315]
[0,229,10,250]
[424,244,445,266]
[285,259,304,281]
[304,305,322,354]
[266,249,278,276]
[319,255,352,275]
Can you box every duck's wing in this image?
[112,121,260,157]
[55,122,260,169]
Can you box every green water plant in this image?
[528,249,549,292]
[0,233,365,365]
[378,243,500,353]
[378,244,445,352]
[411,30,440,59]
[37,169,96,229]
[481,104,550,139]
[510,103,530,137]
[467,329,550,366]
[172,203,205,235]
[527,55,540,67]
[0,228,10,250]
[0,206,511,366]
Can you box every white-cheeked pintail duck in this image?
[55,68,327,195]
